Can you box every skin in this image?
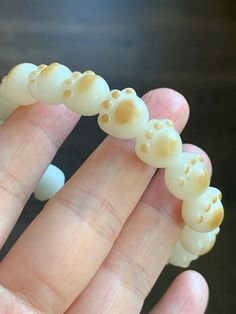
[0,88,209,313]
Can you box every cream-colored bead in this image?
[135,119,182,168]
[28,63,72,104]
[98,88,149,139]
[169,241,198,268]
[0,120,3,125]
[0,63,37,105]
[34,164,65,201]
[62,70,110,116]
[180,225,220,256]
[0,94,18,120]
[182,187,224,232]
[165,152,210,200]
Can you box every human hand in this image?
[0,88,209,313]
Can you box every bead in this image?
[0,63,37,105]
[62,70,110,116]
[135,119,182,168]
[182,187,224,232]
[28,63,72,105]
[180,225,220,256]
[165,152,210,200]
[0,94,18,120]
[169,241,198,268]
[34,164,65,201]
[98,88,149,139]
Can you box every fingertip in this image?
[151,270,209,314]
[142,88,190,133]
[179,270,209,311]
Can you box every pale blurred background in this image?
[0,0,235,313]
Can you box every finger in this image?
[0,103,79,248]
[66,145,211,314]
[0,88,189,313]
[150,271,209,314]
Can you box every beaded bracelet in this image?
[0,62,224,268]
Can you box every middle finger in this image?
[0,88,189,313]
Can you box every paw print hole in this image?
[140,143,151,153]
[197,215,204,224]
[102,100,113,109]
[100,114,110,124]
[72,71,81,78]
[38,64,47,70]
[198,155,204,162]
[190,157,197,165]
[154,121,162,130]
[218,192,222,201]
[111,90,121,99]
[124,88,134,94]
[184,164,190,174]
[205,203,211,212]
[212,195,218,204]
[63,90,72,98]
[179,177,185,187]
[65,79,73,86]
[84,70,95,75]
[145,129,154,139]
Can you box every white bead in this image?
[62,70,110,116]
[34,164,65,201]
[98,88,149,139]
[182,187,224,232]
[180,225,220,256]
[0,94,18,120]
[165,152,210,200]
[0,120,4,125]
[0,63,37,105]
[28,63,72,105]
[135,119,182,168]
[169,241,198,268]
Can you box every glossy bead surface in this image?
[165,152,210,200]
[135,119,182,168]
[0,63,37,105]
[28,63,72,104]
[180,225,220,256]
[98,88,149,139]
[62,70,110,116]
[182,187,224,232]
[169,241,198,268]
[34,164,65,201]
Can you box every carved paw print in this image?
[180,226,220,256]
[28,63,72,104]
[98,88,149,139]
[182,187,224,232]
[135,119,182,168]
[0,63,37,105]
[62,70,110,116]
[165,152,210,200]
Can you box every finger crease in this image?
[52,187,123,242]
[0,167,27,206]
[103,251,153,299]
[26,118,59,153]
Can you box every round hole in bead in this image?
[145,129,154,139]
